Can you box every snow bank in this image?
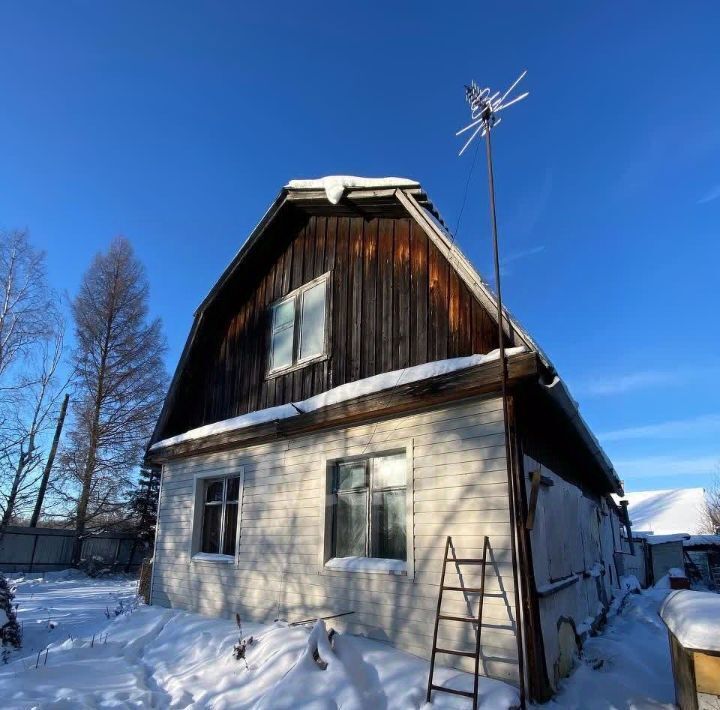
[286,176,419,204]
[151,347,526,450]
[660,589,720,651]
[1,574,519,709]
[619,575,641,593]
[547,587,675,709]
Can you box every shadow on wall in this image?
[174,410,520,684]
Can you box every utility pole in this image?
[456,71,529,707]
[29,393,69,528]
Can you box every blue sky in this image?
[1,2,718,493]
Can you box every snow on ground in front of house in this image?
[0,572,518,709]
[539,586,676,710]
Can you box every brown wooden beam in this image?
[148,351,538,463]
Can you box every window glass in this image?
[274,299,295,329]
[223,502,239,555]
[299,281,326,360]
[226,476,240,502]
[330,453,407,564]
[373,454,406,489]
[205,480,224,503]
[200,476,241,557]
[336,461,367,491]
[201,504,222,553]
[371,490,406,560]
[335,492,367,557]
[270,322,294,371]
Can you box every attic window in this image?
[268,273,329,375]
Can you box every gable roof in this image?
[149,176,621,493]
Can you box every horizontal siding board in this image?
[153,395,517,683]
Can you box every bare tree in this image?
[59,237,167,550]
[0,231,53,384]
[0,232,65,527]
[700,470,720,535]
[0,322,66,525]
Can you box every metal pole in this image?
[30,393,69,528]
[483,117,527,708]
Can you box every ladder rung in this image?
[434,647,476,658]
[438,614,478,623]
[429,684,474,699]
[443,585,484,592]
[446,558,485,565]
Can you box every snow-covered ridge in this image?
[285,176,419,204]
[150,346,527,451]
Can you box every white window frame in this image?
[189,467,244,565]
[267,272,330,377]
[318,441,414,578]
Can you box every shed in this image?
[660,590,720,710]
[643,534,689,585]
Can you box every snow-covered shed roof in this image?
[149,176,622,493]
[614,488,707,535]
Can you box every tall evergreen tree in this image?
[61,238,167,549]
[129,464,160,545]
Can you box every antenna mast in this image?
[456,70,529,707]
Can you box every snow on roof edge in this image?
[150,346,526,451]
[286,176,420,205]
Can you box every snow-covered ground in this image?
[0,572,677,709]
[544,585,676,709]
[1,571,516,709]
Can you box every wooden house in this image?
[146,176,626,702]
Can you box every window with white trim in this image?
[200,476,241,556]
[268,274,328,374]
[330,453,407,562]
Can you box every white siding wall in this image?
[523,454,620,689]
[152,396,520,684]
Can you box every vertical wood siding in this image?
[152,396,520,685]
[161,210,505,440]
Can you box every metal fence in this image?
[0,525,148,573]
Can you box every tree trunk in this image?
[1,450,28,527]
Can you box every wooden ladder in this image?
[426,535,490,708]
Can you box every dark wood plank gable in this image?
[160,206,511,440]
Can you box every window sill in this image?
[324,556,407,575]
[266,352,329,380]
[191,553,235,564]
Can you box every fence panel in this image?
[0,526,145,574]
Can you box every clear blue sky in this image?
[1,2,718,494]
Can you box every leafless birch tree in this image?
[0,230,53,384]
[60,237,167,546]
[0,231,66,526]
[0,324,66,525]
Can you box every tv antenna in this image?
[449,69,529,709]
